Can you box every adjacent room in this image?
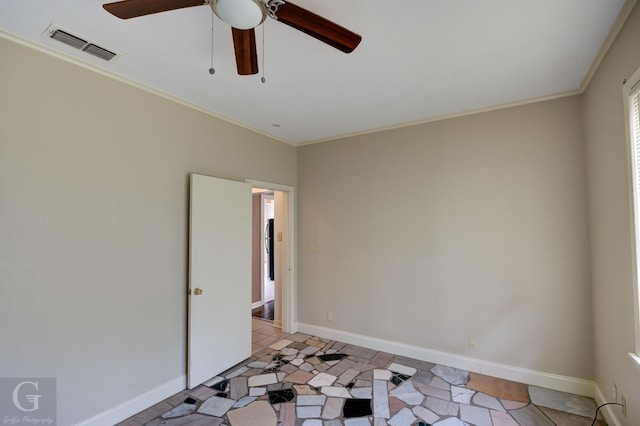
[1,0,640,425]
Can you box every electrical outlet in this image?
[621,394,626,417]
[612,382,617,401]
[468,336,478,350]
[327,311,333,321]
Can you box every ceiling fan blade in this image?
[232,28,259,75]
[103,0,206,19]
[273,1,362,53]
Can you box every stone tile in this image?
[322,386,352,398]
[289,340,310,349]
[280,363,299,374]
[302,346,321,356]
[227,400,277,426]
[269,339,293,350]
[248,373,278,387]
[430,365,469,386]
[230,377,249,400]
[369,352,394,368]
[164,391,194,407]
[387,407,416,426]
[233,395,257,408]
[509,404,555,426]
[433,418,470,425]
[537,406,606,426]
[350,387,373,399]
[451,386,475,404]
[373,369,392,381]
[189,385,218,401]
[309,372,338,388]
[389,381,424,405]
[413,382,451,401]
[501,400,528,410]
[490,410,519,426]
[410,371,436,387]
[300,363,315,372]
[387,363,417,376]
[297,406,322,418]
[345,419,372,426]
[268,388,295,404]
[412,405,440,424]
[284,370,315,384]
[247,361,269,369]
[197,395,236,417]
[373,419,387,426]
[291,358,304,367]
[226,366,250,379]
[278,402,296,426]
[316,363,330,373]
[430,376,452,391]
[388,397,406,416]
[472,392,504,412]
[326,421,345,426]
[391,355,435,373]
[161,402,197,418]
[298,395,327,406]
[341,345,378,360]
[343,398,373,418]
[373,380,391,419]
[528,386,596,418]
[424,396,459,416]
[337,368,361,386]
[307,339,327,348]
[466,373,529,403]
[459,405,491,426]
[322,397,345,420]
[203,376,226,387]
[302,420,323,426]
[281,347,299,356]
[146,414,224,426]
[249,387,266,397]
[294,384,318,395]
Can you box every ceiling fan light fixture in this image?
[211,0,266,30]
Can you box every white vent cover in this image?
[46,25,117,61]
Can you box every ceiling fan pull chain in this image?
[261,20,266,83]
[209,10,216,75]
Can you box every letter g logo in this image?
[12,381,41,412]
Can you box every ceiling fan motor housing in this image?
[210,0,266,30]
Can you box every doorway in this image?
[251,190,275,322]
[246,179,295,335]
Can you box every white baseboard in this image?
[594,384,622,426]
[297,322,595,398]
[74,375,186,426]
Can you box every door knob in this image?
[193,288,203,296]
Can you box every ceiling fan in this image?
[102,0,362,75]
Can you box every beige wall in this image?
[0,36,296,425]
[297,95,594,379]
[583,2,640,424]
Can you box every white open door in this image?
[188,174,252,388]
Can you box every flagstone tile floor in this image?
[118,322,606,426]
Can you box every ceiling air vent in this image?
[50,29,87,49]
[46,25,118,61]
[82,44,116,61]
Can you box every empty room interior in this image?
[2,1,640,425]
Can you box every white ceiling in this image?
[0,0,627,145]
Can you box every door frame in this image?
[246,179,296,334]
